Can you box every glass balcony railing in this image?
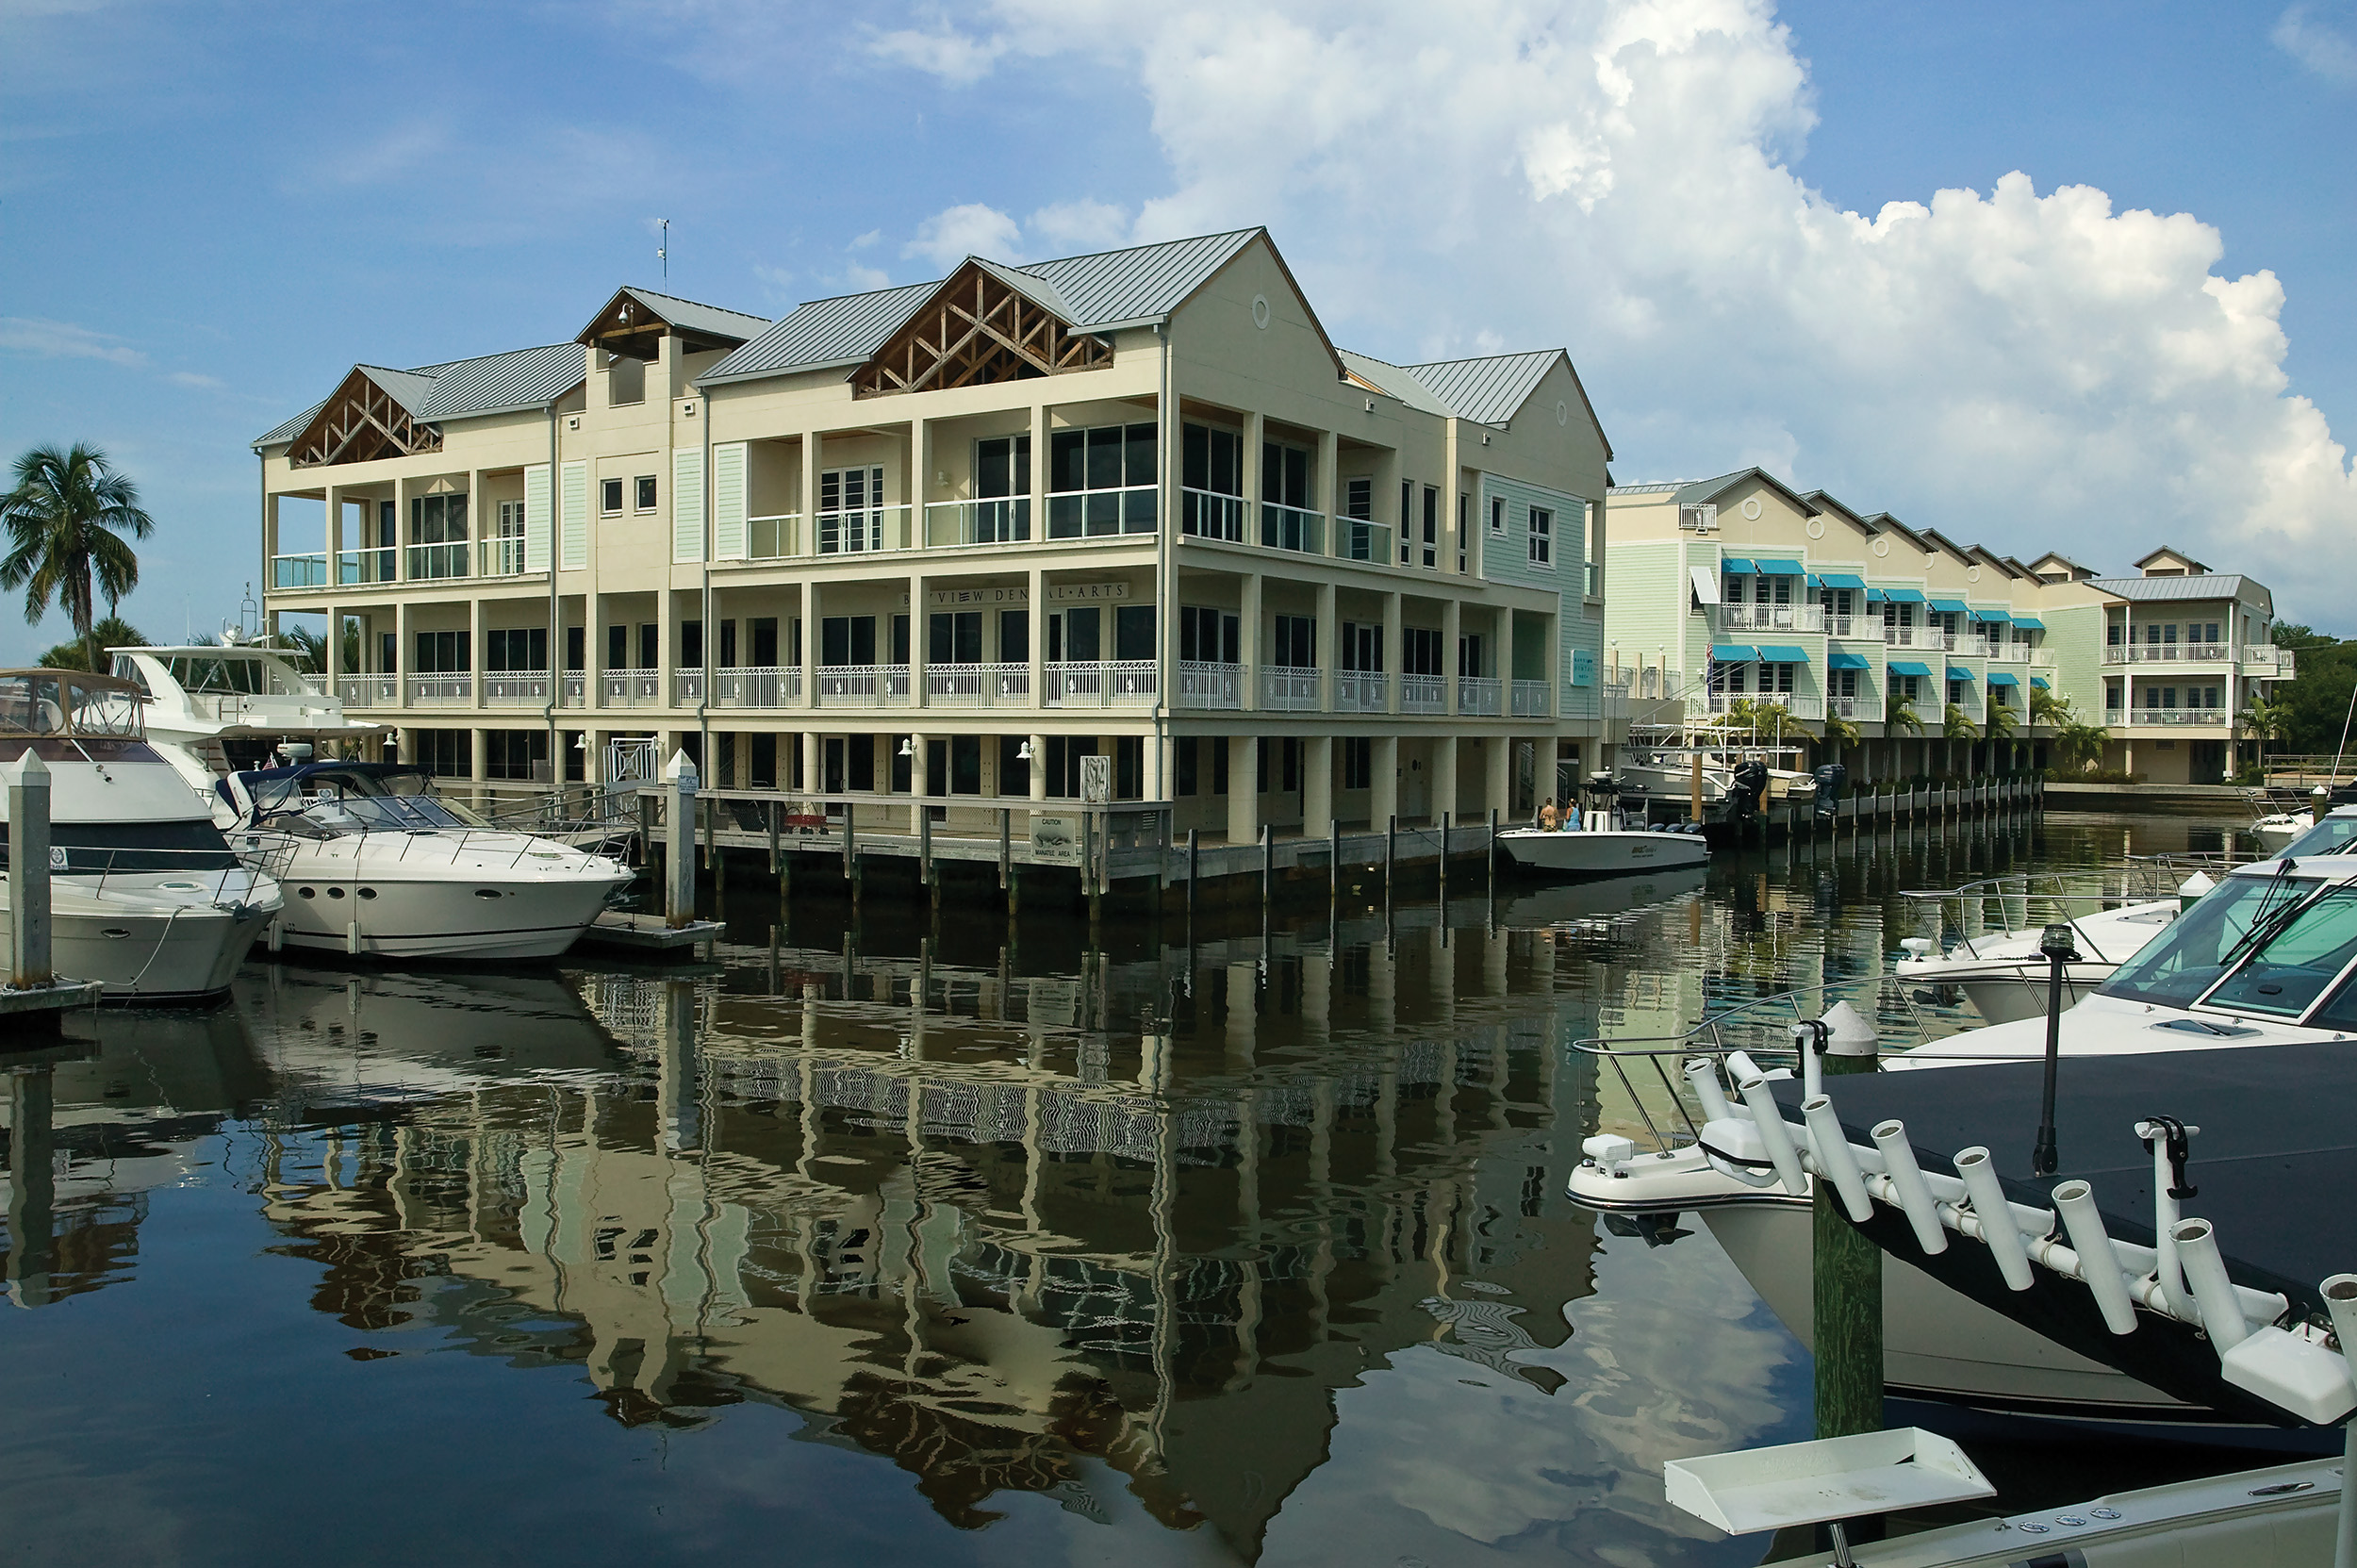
[406,542,471,580]
[1047,486,1157,539]
[923,500,1031,548]
[1259,503,1324,555]
[270,553,328,589]
[1342,519,1392,563]
[1179,488,1246,543]
[337,547,397,586]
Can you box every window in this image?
[998,734,1030,797]
[485,628,546,673]
[635,475,657,513]
[1346,478,1373,520]
[1343,736,1372,790]
[1114,605,1156,662]
[1115,735,1144,800]
[1043,735,1097,799]
[413,729,470,779]
[997,609,1027,663]
[1399,479,1413,564]
[1720,660,1748,695]
[928,611,982,665]
[1458,492,1468,571]
[1342,621,1382,671]
[951,734,982,795]
[718,620,737,668]
[1458,634,1485,678]
[1989,682,2011,706]
[1049,421,1156,537]
[1272,615,1316,668]
[408,494,470,578]
[484,730,548,783]
[1948,680,1966,706]
[1770,662,1795,695]
[2203,685,2221,709]
[1211,736,1228,795]
[972,435,1031,542]
[413,630,465,673]
[1490,496,1506,535]
[821,616,877,667]
[639,624,658,670]
[1527,505,1552,567]
[1261,440,1316,552]
[1182,423,1244,540]
[1422,485,1439,568]
[1176,736,1198,797]
[1833,668,1857,699]
[819,466,886,553]
[749,734,777,790]
[602,478,625,517]
[566,626,585,672]
[1180,606,1239,664]
[1401,627,1443,676]
[493,500,528,575]
[1725,572,1749,605]
[606,625,627,671]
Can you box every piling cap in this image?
[1819,999,1880,1057]
[663,749,700,788]
[7,750,49,784]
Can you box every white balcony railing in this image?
[674,670,704,705]
[270,552,329,590]
[602,671,663,708]
[1400,673,1446,715]
[1260,667,1321,712]
[2131,707,2229,726]
[1510,679,1551,718]
[816,664,911,706]
[1698,693,1824,721]
[406,542,471,580]
[1335,670,1388,713]
[483,670,551,707]
[2104,643,2231,665]
[2028,648,2056,668]
[923,500,1031,548]
[1826,694,1864,719]
[1989,641,2027,662]
[2242,645,2297,676]
[713,667,802,708]
[925,662,1030,707]
[338,673,400,706]
[560,672,587,708]
[1458,675,1502,716]
[1721,604,1824,633]
[1176,660,1244,710]
[1044,660,1156,707]
[1880,624,1920,647]
[407,673,472,705]
[1825,615,1856,638]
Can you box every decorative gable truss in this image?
[852,262,1111,399]
[288,369,442,469]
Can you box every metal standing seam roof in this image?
[2087,574,2265,605]
[610,286,773,344]
[1338,350,1456,418]
[1397,349,1562,426]
[254,343,587,449]
[701,228,1265,386]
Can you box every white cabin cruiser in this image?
[1612,742,1819,808]
[219,761,629,961]
[108,636,379,783]
[1892,875,2186,1025]
[1497,817,1708,878]
[0,669,282,1003]
[1569,850,2357,1437]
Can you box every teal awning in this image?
[1756,644,1810,664]
[1946,665,1973,682]
[1720,557,1757,574]
[1930,597,1970,614]
[1887,660,1933,677]
[2031,675,2051,688]
[1756,559,1806,577]
[1710,643,1760,662]
[1882,587,1926,603]
[1816,571,1868,589]
[1986,670,2020,686]
[1827,652,1871,670]
[2011,616,2046,631]
[1976,608,2012,623]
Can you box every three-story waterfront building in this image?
[255,228,1612,837]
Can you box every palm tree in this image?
[38,613,144,672]
[2054,718,2111,773]
[1983,698,2019,773]
[1884,692,1924,778]
[1820,709,1862,759]
[2243,695,2290,784]
[1,444,154,674]
[1942,703,1979,741]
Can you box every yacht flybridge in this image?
[109,635,379,782]
[1569,849,2357,1437]
[0,668,282,1003]
[220,761,630,962]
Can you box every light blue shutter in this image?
[713,442,747,561]
[559,461,588,569]
[672,447,705,564]
[523,464,552,572]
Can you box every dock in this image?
[577,910,726,955]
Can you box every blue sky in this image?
[3,0,2353,658]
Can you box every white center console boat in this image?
[0,669,283,1003]
[217,761,631,962]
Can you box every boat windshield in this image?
[151,653,318,698]
[2096,872,2324,1010]
[2196,886,2357,1016]
[2280,813,2357,858]
[0,669,146,738]
[254,769,492,834]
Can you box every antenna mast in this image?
[657,218,669,279]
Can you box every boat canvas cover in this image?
[1887,660,1933,677]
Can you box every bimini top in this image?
[0,669,146,741]
[223,761,491,834]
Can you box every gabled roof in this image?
[2089,574,2268,607]
[255,343,585,453]
[1798,489,1882,536]
[1398,350,1556,426]
[703,228,1269,387]
[2134,544,2211,572]
[1670,468,1821,516]
[1336,350,1454,419]
[2027,552,2099,580]
[1918,527,1982,566]
[578,286,771,358]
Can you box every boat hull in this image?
[0,890,273,1004]
[1497,828,1709,877]
[268,869,629,961]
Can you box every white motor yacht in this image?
[1568,850,2357,1437]
[1890,871,2195,1026]
[219,760,630,961]
[1614,740,1819,808]
[0,669,282,1003]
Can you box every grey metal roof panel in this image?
[1606,481,1687,496]
[617,287,771,344]
[1015,228,1260,327]
[1399,349,1561,425]
[971,256,1081,323]
[352,364,439,416]
[2086,574,2263,603]
[1337,350,1453,418]
[409,343,585,420]
[255,399,328,449]
[702,280,941,383]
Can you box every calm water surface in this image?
[0,810,2266,1565]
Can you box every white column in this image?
[1242,411,1264,540]
[1372,734,1399,825]
[1304,734,1334,838]
[1240,572,1262,712]
[1434,734,1459,822]
[1499,606,1517,710]
[657,588,678,712]
[801,582,820,711]
[800,431,821,548]
[1316,428,1339,557]
[1028,404,1048,538]
[909,571,927,708]
[1227,736,1259,844]
[1442,598,1462,716]
[1315,580,1337,712]
[1029,733,1047,803]
[801,731,819,796]
[467,597,484,711]
[910,731,929,833]
[1382,591,1402,716]
[1026,565,1046,710]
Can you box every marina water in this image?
[0,809,2271,1564]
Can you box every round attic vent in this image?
[1741,497,1762,520]
[1557,401,1569,426]
[1251,294,1270,329]
[1871,537,1890,557]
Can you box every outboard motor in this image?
[1729,758,1770,819]
[1812,761,1846,818]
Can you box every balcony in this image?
[2103,643,2230,665]
[1341,519,1392,563]
[1259,503,1325,555]
[2029,648,2056,668]
[560,672,586,708]
[714,667,803,708]
[1825,614,1858,638]
[1045,660,1156,708]
[271,552,329,590]
[1510,679,1551,718]
[407,673,472,705]
[925,662,1029,707]
[1335,670,1387,714]
[1988,641,2028,663]
[1721,604,1824,633]
[674,670,703,705]
[602,671,664,709]
[923,500,1031,549]
[1458,675,1502,717]
[337,547,398,586]
[1176,660,1244,710]
[1826,694,1865,719]
[1880,624,1921,647]
[1180,488,1247,543]
[406,542,471,580]
[746,513,801,561]
[1260,667,1321,712]
[2129,707,2229,727]
[2243,645,2298,677]
[1047,486,1157,538]
[483,671,552,708]
[1696,693,1822,721]
[816,504,913,557]
[1400,674,1445,715]
[338,673,399,707]
[816,664,911,706]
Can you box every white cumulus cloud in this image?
[903,201,1025,270]
[0,316,145,366]
[2274,5,2357,81]
[863,0,2357,622]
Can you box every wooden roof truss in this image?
[853,263,1110,399]
[288,371,441,469]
